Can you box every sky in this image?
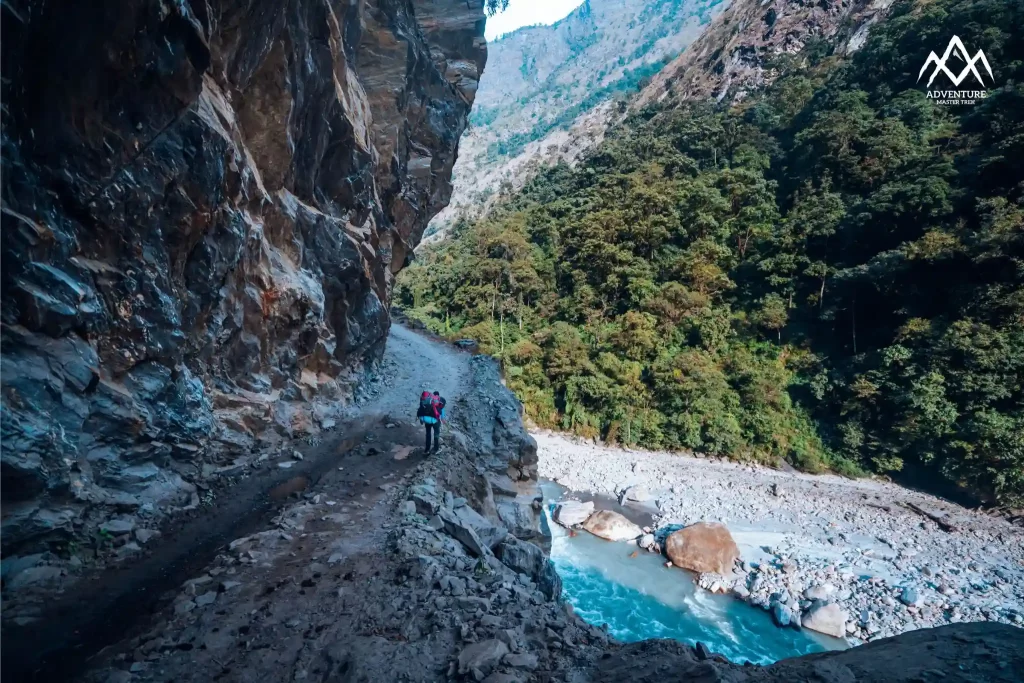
[485,0,586,41]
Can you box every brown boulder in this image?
[664,523,739,575]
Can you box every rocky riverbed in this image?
[537,431,1024,644]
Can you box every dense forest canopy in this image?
[399,0,1024,505]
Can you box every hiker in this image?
[417,390,446,453]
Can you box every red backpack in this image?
[417,393,436,418]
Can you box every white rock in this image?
[804,583,835,601]
[582,510,643,542]
[803,602,848,638]
[552,500,594,527]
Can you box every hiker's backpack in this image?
[417,395,437,419]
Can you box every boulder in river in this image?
[772,601,794,627]
[802,602,848,638]
[581,510,643,542]
[664,522,739,575]
[553,500,594,527]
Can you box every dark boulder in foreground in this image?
[588,622,1024,682]
[665,522,740,575]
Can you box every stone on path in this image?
[438,505,506,557]
[581,510,643,542]
[440,575,467,596]
[503,652,538,670]
[553,500,594,527]
[483,674,524,683]
[6,566,63,590]
[100,519,135,536]
[458,639,509,676]
[439,509,487,557]
[802,602,848,638]
[195,591,218,607]
[451,505,508,550]
[664,522,739,575]
[134,528,160,544]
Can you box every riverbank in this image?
[539,481,848,663]
[536,431,1024,643]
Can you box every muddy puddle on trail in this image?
[269,476,311,500]
[2,422,422,683]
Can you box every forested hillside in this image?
[399,0,1024,505]
[429,0,726,235]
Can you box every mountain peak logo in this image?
[918,36,993,88]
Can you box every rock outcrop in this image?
[0,0,487,556]
[589,622,1024,683]
[635,0,894,108]
[460,355,539,482]
[664,522,739,575]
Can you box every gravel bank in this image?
[536,431,1024,643]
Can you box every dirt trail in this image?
[348,322,468,421]
[3,323,471,683]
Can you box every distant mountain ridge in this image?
[428,0,727,236]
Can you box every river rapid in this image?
[540,481,847,664]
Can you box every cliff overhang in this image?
[0,0,488,556]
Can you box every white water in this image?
[541,482,847,664]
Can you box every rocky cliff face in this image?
[635,0,894,107]
[0,0,486,557]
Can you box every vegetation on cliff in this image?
[432,0,726,234]
[399,0,1024,505]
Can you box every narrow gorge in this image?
[2,0,485,557]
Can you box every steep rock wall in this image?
[635,0,894,108]
[0,0,486,556]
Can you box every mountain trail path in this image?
[4,323,473,683]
